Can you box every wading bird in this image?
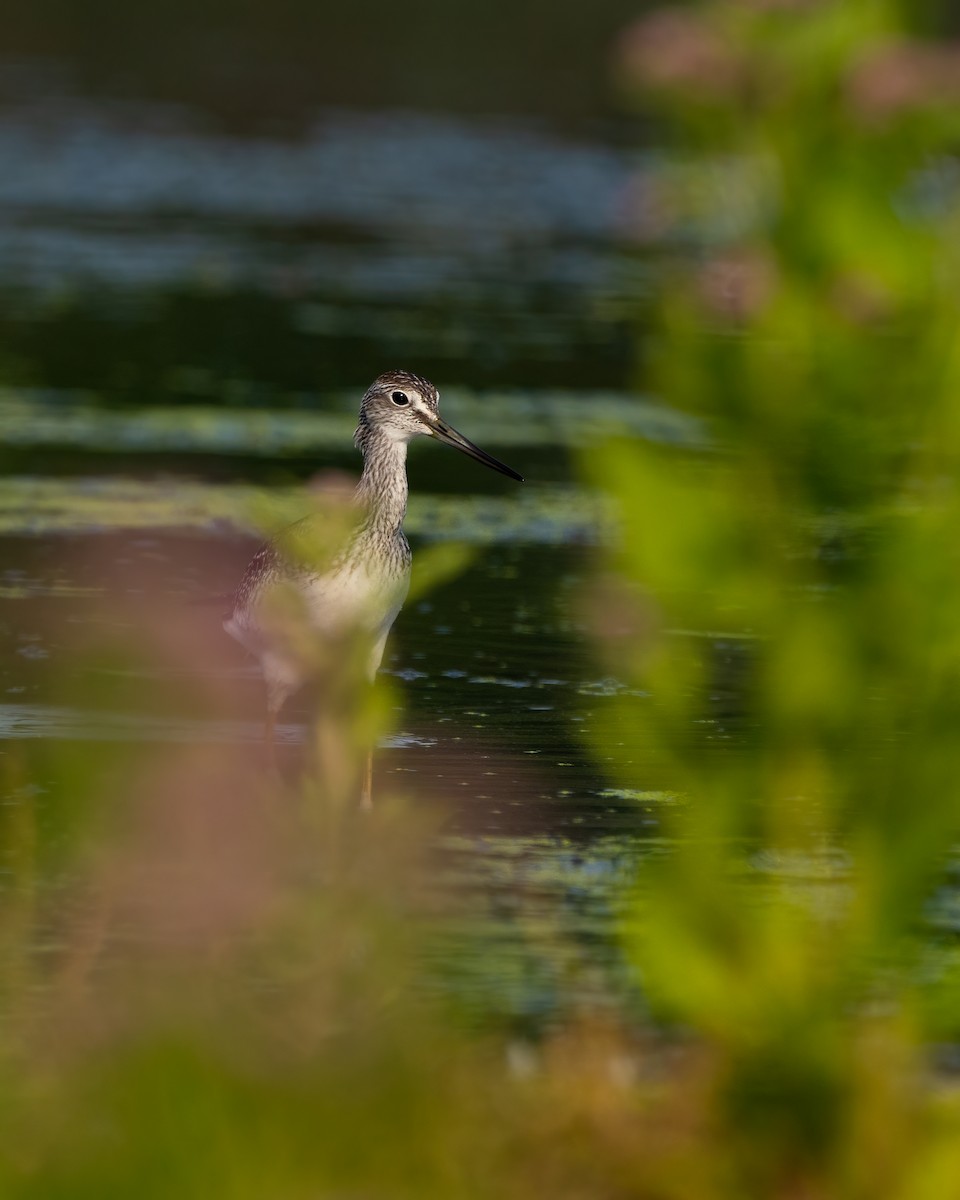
[224,370,523,806]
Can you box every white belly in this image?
[301,559,409,638]
[224,533,411,708]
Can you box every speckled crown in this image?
[363,370,438,403]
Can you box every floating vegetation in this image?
[597,788,681,806]
[0,476,610,543]
[0,387,702,456]
[0,702,438,748]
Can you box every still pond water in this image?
[0,81,708,1026]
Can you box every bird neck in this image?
[355,433,409,535]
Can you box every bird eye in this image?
[391,391,409,406]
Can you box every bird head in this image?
[355,371,523,482]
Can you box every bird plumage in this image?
[224,370,523,799]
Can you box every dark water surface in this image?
[3,12,952,1050]
[0,61,679,1023]
[0,524,671,1023]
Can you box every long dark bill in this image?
[428,417,524,482]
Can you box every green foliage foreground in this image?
[595,0,960,1191]
[6,2,960,1197]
